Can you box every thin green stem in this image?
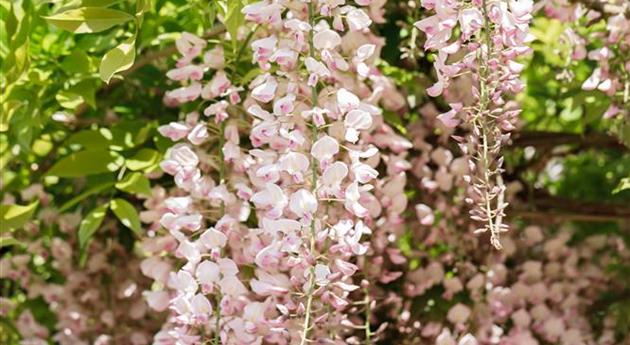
[364,287,372,345]
[300,2,319,344]
[300,272,315,345]
[478,0,502,249]
[213,298,221,345]
[213,118,227,345]
[218,120,226,215]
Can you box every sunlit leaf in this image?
[32,138,53,156]
[55,0,122,13]
[0,236,23,248]
[78,203,109,249]
[99,35,136,83]
[613,177,630,195]
[0,201,39,231]
[66,123,152,151]
[44,7,134,34]
[136,0,152,15]
[115,172,151,195]
[56,90,84,109]
[110,198,142,236]
[125,148,159,171]
[46,150,124,177]
[217,0,244,50]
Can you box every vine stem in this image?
[218,120,226,214]
[477,0,503,249]
[213,110,227,345]
[300,2,319,344]
[364,286,372,344]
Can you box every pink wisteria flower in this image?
[415,0,534,249]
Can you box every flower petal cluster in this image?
[0,203,162,345]
[545,0,629,121]
[240,1,395,342]
[415,0,534,248]
[143,30,256,344]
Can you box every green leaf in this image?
[78,203,109,249]
[136,0,152,15]
[44,7,134,34]
[613,177,630,194]
[0,201,39,231]
[46,149,124,177]
[110,198,142,236]
[218,0,244,50]
[59,180,115,212]
[81,0,120,7]
[0,314,21,339]
[383,111,407,135]
[126,148,160,171]
[99,35,136,83]
[559,98,583,122]
[0,236,23,248]
[66,122,152,151]
[56,0,122,13]
[82,0,122,7]
[67,128,113,149]
[61,50,91,75]
[115,172,151,195]
[207,1,217,27]
[32,138,54,156]
[70,79,98,108]
[240,67,262,85]
[3,0,31,85]
[56,90,84,109]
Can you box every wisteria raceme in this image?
[364,109,629,344]
[145,29,259,345]
[4,1,630,345]
[145,0,406,343]
[242,0,394,343]
[414,0,534,248]
[545,0,629,121]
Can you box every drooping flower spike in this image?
[415,0,535,249]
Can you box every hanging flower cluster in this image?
[357,109,629,344]
[7,2,630,345]
[140,29,258,345]
[241,0,398,342]
[414,0,534,248]
[546,0,629,121]
[144,0,408,343]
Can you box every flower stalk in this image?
[300,3,319,344]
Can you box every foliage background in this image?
[1,0,629,343]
